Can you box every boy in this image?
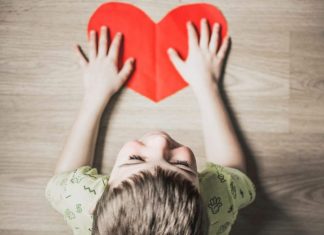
[45,18,256,235]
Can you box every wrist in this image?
[194,82,220,102]
[81,96,109,114]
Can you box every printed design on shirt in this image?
[102,178,108,187]
[230,173,240,181]
[64,208,76,220]
[240,188,244,198]
[84,171,99,179]
[230,181,236,199]
[76,203,82,213]
[70,171,85,184]
[83,185,96,195]
[249,191,253,201]
[217,221,231,235]
[217,173,226,183]
[227,204,233,213]
[60,178,68,192]
[208,196,223,214]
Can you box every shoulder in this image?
[45,165,110,234]
[198,162,256,209]
[198,162,256,234]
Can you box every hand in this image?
[75,26,135,107]
[167,18,230,95]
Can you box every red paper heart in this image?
[88,2,228,102]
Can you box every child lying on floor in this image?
[45,18,256,235]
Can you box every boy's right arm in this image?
[167,19,247,174]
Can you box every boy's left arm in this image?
[53,26,135,174]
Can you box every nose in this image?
[145,135,171,159]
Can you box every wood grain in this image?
[0,0,323,234]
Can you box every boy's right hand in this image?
[167,18,230,96]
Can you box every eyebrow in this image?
[118,162,197,177]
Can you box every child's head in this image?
[108,130,199,189]
[91,130,208,235]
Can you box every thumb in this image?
[118,57,135,84]
[167,48,184,72]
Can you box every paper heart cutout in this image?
[88,2,228,102]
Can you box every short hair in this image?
[91,165,209,235]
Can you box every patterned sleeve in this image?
[45,165,109,234]
[199,162,257,235]
[200,162,256,211]
[222,165,256,210]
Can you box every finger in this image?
[107,32,122,63]
[209,23,220,54]
[216,35,230,60]
[187,21,199,49]
[167,47,185,71]
[98,26,108,58]
[118,57,135,84]
[74,44,88,68]
[199,18,210,50]
[89,30,97,61]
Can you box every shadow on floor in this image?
[218,40,306,235]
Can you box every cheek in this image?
[172,147,197,169]
[175,146,195,159]
[116,141,143,161]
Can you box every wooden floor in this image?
[1,0,323,234]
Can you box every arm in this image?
[167,19,246,173]
[196,84,246,173]
[53,99,103,174]
[54,26,135,174]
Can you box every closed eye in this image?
[128,155,196,176]
[129,155,143,160]
[129,155,191,167]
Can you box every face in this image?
[108,130,199,190]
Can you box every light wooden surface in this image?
[1,0,324,234]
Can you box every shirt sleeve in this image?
[44,165,109,234]
[222,165,256,210]
[200,162,256,211]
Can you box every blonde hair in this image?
[91,166,209,235]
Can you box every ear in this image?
[88,199,99,215]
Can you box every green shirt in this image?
[45,162,256,235]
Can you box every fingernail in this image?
[167,48,173,53]
[130,57,135,63]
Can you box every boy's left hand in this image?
[75,26,135,108]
